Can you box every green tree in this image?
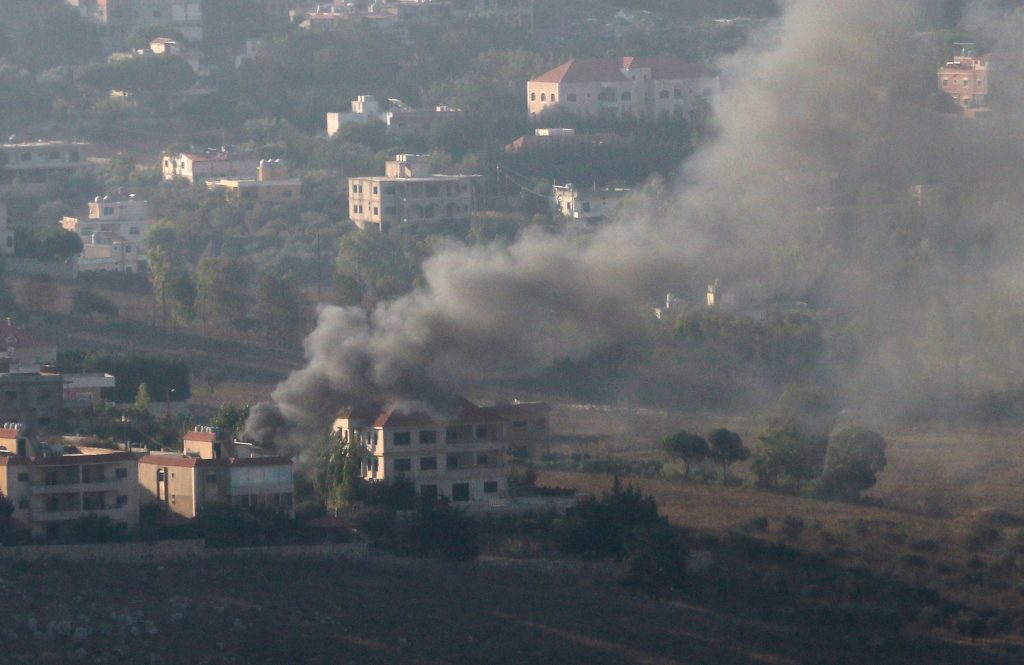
[13,226,82,262]
[313,432,363,513]
[820,427,888,501]
[253,271,304,344]
[166,269,196,325]
[211,402,250,441]
[70,289,119,320]
[661,430,709,479]
[134,383,151,414]
[195,254,251,330]
[751,417,827,491]
[146,245,174,331]
[707,428,750,482]
[335,230,417,302]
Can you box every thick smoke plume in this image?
[249,0,1024,443]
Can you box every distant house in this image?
[0,436,139,539]
[348,154,483,233]
[206,159,302,204]
[66,0,204,46]
[138,428,294,519]
[332,398,551,503]
[527,55,718,121]
[61,195,151,274]
[162,150,259,184]
[552,183,631,224]
[938,43,989,117]
[327,95,465,140]
[504,127,626,153]
[0,140,92,199]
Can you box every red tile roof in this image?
[532,56,711,85]
[0,428,24,439]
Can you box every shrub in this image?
[71,289,118,319]
[964,520,1002,552]
[392,498,478,561]
[554,477,661,558]
[901,554,928,568]
[909,538,940,552]
[70,514,128,543]
[780,516,805,540]
[746,516,769,533]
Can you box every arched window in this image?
[540,93,546,101]
[530,92,536,101]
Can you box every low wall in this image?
[0,540,371,563]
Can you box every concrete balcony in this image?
[33,479,126,494]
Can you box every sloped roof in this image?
[532,56,711,85]
[369,397,507,429]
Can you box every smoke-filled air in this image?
[247,0,1024,445]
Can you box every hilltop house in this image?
[348,154,483,233]
[938,43,989,117]
[61,195,151,273]
[206,159,302,204]
[0,141,91,199]
[162,150,259,184]
[527,55,718,121]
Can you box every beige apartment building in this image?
[348,154,482,232]
[138,428,294,518]
[0,141,91,199]
[206,159,302,204]
[0,431,139,539]
[162,151,259,184]
[61,195,151,273]
[938,44,989,116]
[333,398,550,503]
[527,55,718,121]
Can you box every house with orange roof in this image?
[332,397,550,504]
[526,55,718,121]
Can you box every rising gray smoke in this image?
[248,0,1024,443]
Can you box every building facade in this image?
[138,429,294,518]
[938,44,989,115]
[0,203,12,255]
[348,154,482,232]
[0,440,139,539]
[552,183,631,224]
[0,373,64,431]
[162,151,259,184]
[61,195,151,273]
[66,1,203,45]
[206,159,302,204]
[333,399,509,504]
[527,56,718,121]
[0,141,91,199]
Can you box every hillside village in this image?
[4,1,1024,664]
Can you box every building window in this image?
[475,425,488,440]
[446,427,457,443]
[978,79,984,86]
[530,92,536,101]
[446,454,459,469]
[116,495,128,506]
[419,429,436,444]
[17,472,28,482]
[451,483,470,502]
[476,453,489,465]
[393,431,411,445]
[18,496,28,509]
[942,78,948,86]
[206,473,218,483]
[420,456,437,470]
[103,206,114,215]
[674,88,683,99]
[372,186,378,194]
[659,90,669,99]
[963,79,969,87]
[484,481,498,493]
[116,467,128,479]
[551,94,557,102]
[512,420,527,432]
[567,93,577,102]
[394,458,412,473]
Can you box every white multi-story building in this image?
[0,141,91,199]
[348,154,483,233]
[327,96,465,139]
[61,195,151,273]
[527,55,718,121]
[552,183,631,224]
